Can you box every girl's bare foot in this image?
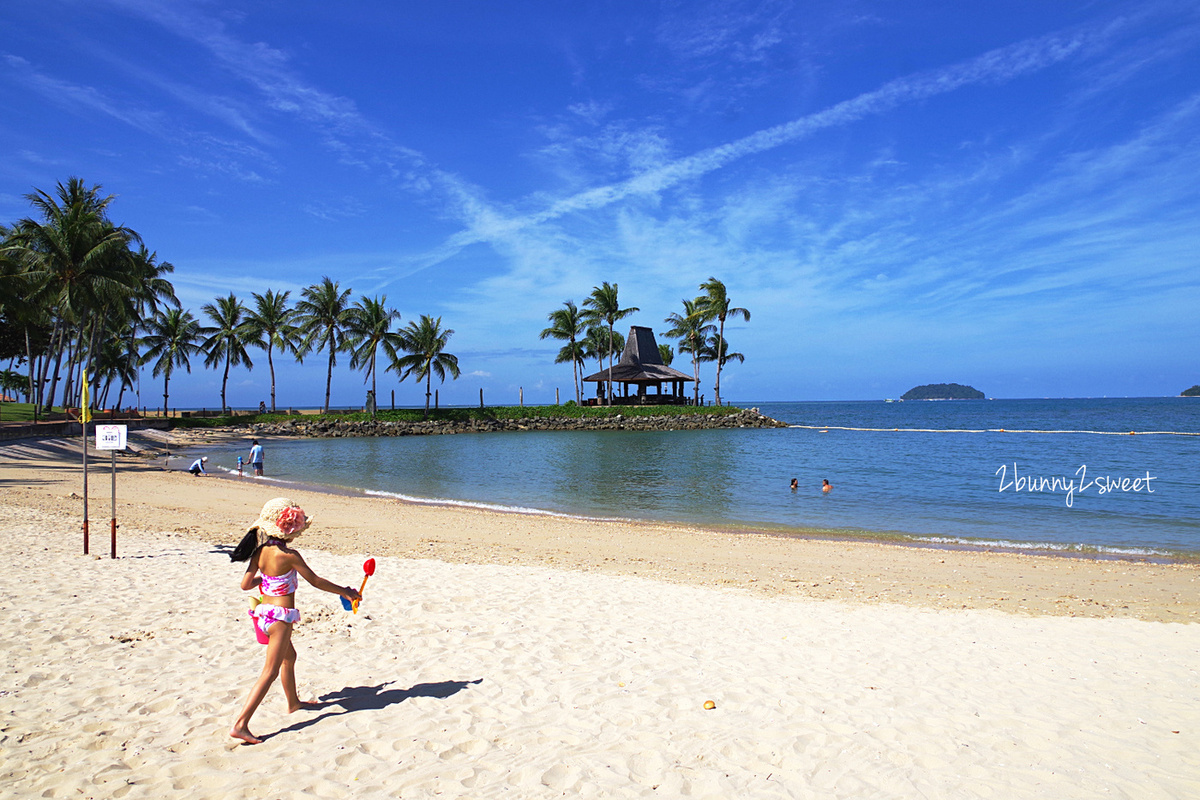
[230,725,262,744]
[287,700,322,713]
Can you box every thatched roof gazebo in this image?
[582,326,694,405]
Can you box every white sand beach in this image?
[0,434,1197,798]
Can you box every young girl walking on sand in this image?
[228,497,360,744]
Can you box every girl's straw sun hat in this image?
[248,497,313,546]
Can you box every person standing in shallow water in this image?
[228,498,359,745]
[822,479,832,493]
[248,439,264,476]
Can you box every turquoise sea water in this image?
[196,398,1200,559]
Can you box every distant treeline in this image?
[0,178,460,419]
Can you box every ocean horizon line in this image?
[96,393,1200,414]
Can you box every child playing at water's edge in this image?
[228,497,360,745]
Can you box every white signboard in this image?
[95,424,128,451]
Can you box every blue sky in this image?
[3,0,1199,407]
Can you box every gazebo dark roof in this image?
[583,326,694,385]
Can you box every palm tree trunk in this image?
[606,323,614,406]
[85,319,104,387]
[24,329,35,409]
[714,318,725,406]
[41,324,64,412]
[572,348,580,405]
[63,342,78,411]
[370,351,378,418]
[691,342,700,406]
[324,346,334,413]
[424,369,432,420]
[163,370,171,416]
[268,344,277,412]
[221,353,231,413]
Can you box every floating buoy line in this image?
[789,425,1200,436]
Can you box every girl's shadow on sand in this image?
[268,679,481,738]
[323,679,482,711]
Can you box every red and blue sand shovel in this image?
[340,558,375,614]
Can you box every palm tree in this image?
[390,314,460,419]
[295,277,352,413]
[539,300,587,404]
[0,368,25,399]
[663,297,716,406]
[140,308,202,414]
[658,343,674,366]
[702,333,745,384]
[246,289,300,413]
[12,178,141,412]
[0,228,51,411]
[588,327,625,371]
[91,323,140,409]
[346,295,402,417]
[582,325,623,402]
[118,246,178,411]
[582,282,638,406]
[695,278,749,406]
[127,245,179,319]
[200,293,255,414]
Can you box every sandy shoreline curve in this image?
[3,430,1197,623]
[1,431,1199,797]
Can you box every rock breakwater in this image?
[247,408,788,438]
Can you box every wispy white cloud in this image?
[531,119,673,190]
[303,197,367,222]
[77,39,276,144]
[2,53,168,135]
[16,149,66,167]
[656,0,791,64]
[177,155,266,184]
[421,18,1114,265]
[103,0,378,139]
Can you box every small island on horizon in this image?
[1182,385,1200,397]
[901,383,985,401]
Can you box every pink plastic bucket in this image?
[249,614,270,645]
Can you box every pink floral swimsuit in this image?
[249,567,301,639]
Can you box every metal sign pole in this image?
[82,413,89,555]
[110,449,117,559]
[95,424,127,558]
[82,365,91,554]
